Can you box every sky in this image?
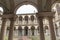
[16,5,38,14]
[0,7,3,12]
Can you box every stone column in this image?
[8,18,15,40]
[37,16,45,40]
[48,17,56,40]
[22,29,24,36]
[29,29,31,36]
[36,29,38,36]
[0,18,6,40]
[34,29,37,36]
[28,29,30,36]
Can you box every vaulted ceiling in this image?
[0,0,60,14]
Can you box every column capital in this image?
[8,14,17,21]
[36,13,44,21]
[2,18,6,20]
[1,18,7,22]
[9,18,16,21]
[2,14,18,19]
[36,12,55,17]
[48,16,54,19]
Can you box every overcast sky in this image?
[16,5,38,14]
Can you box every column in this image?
[0,18,6,40]
[29,29,32,36]
[34,29,36,36]
[48,17,56,40]
[22,29,24,36]
[35,29,38,36]
[29,29,31,36]
[37,17,45,40]
[8,18,15,40]
[28,29,29,36]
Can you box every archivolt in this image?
[14,1,38,13]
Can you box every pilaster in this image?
[0,18,6,40]
[48,16,56,40]
[36,14,45,40]
[8,18,15,40]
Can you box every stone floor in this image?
[5,30,60,40]
[13,36,32,40]
[5,35,60,40]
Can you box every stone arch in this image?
[24,26,28,36]
[0,3,9,14]
[14,1,38,14]
[52,0,60,5]
[31,26,35,36]
[51,1,60,12]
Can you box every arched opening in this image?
[31,15,34,21]
[18,26,22,36]
[15,4,38,36]
[24,26,28,36]
[44,26,48,33]
[15,4,38,40]
[16,4,38,14]
[31,26,35,36]
[19,16,23,21]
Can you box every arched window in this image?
[16,4,38,14]
[31,26,35,30]
[25,15,28,21]
[19,16,22,21]
[24,26,28,36]
[31,15,34,21]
